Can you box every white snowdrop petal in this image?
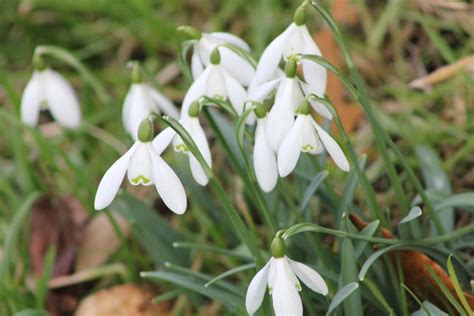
[181,67,211,117]
[288,78,305,110]
[245,259,272,315]
[152,127,176,155]
[208,32,250,51]
[189,155,209,186]
[122,85,137,133]
[219,46,255,86]
[277,116,304,177]
[128,86,156,140]
[94,143,138,210]
[248,77,282,103]
[288,259,329,295]
[254,23,295,85]
[300,115,323,155]
[127,143,154,186]
[191,49,204,80]
[271,259,303,316]
[206,65,226,99]
[300,25,327,96]
[284,25,305,58]
[254,119,278,192]
[222,69,247,115]
[148,145,187,214]
[312,119,350,172]
[147,85,179,119]
[188,118,211,186]
[44,69,81,129]
[20,72,43,127]
[300,82,333,120]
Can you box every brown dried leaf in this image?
[74,284,170,316]
[75,213,129,272]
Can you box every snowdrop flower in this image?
[21,60,81,129]
[180,48,247,120]
[246,237,328,316]
[179,26,255,86]
[94,119,187,214]
[152,101,212,186]
[252,104,278,192]
[253,5,327,96]
[278,99,350,176]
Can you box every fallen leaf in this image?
[75,212,129,271]
[74,283,170,316]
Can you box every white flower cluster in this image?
[20,4,347,315]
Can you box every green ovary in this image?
[131,175,150,184]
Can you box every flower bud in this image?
[210,48,221,65]
[285,59,297,78]
[177,25,202,40]
[271,236,285,258]
[32,53,46,71]
[188,100,201,118]
[294,5,306,26]
[138,118,154,142]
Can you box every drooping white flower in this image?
[122,83,179,140]
[278,110,350,176]
[181,26,255,86]
[246,238,328,316]
[253,6,327,96]
[94,121,187,214]
[181,49,247,120]
[21,68,81,129]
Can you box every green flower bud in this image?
[254,103,268,119]
[177,25,202,40]
[210,48,221,65]
[138,118,154,142]
[32,53,46,71]
[271,236,286,258]
[285,59,297,78]
[294,5,306,26]
[296,98,311,115]
[188,100,201,118]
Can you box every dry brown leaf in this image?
[75,284,170,316]
[75,212,130,271]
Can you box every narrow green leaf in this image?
[153,289,187,304]
[447,255,473,314]
[35,246,56,309]
[298,170,329,212]
[326,282,359,315]
[14,310,50,316]
[363,278,395,315]
[354,220,380,259]
[412,301,449,316]
[359,244,405,281]
[205,263,255,288]
[398,207,422,225]
[341,239,363,316]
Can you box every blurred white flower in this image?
[278,112,350,176]
[21,68,81,129]
[183,27,255,86]
[181,49,247,120]
[253,8,326,96]
[94,138,187,214]
[122,83,179,140]
[246,256,328,316]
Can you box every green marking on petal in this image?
[131,175,150,184]
[175,143,189,153]
[302,144,315,152]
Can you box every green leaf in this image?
[434,193,474,212]
[153,289,187,304]
[412,301,449,316]
[15,310,50,316]
[326,282,359,315]
[35,246,56,309]
[398,207,422,225]
[447,255,473,314]
[354,220,380,259]
[359,244,405,281]
[205,263,255,288]
[298,170,329,212]
[341,239,363,316]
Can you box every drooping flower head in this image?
[21,54,81,129]
[178,25,255,86]
[246,236,328,316]
[94,118,187,214]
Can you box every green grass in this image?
[0,0,473,315]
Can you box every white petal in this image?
[300,81,333,120]
[222,69,247,115]
[127,142,154,186]
[207,32,250,51]
[283,24,305,58]
[287,78,304,110]
[191,48,204,80]
[254,118,278,192]
[152,127,175,155]
[300,25,327,96]
[246,259,272,315]
[206,65,226,98]
[219,46,255,86]
[277,116,304,177]
[94,143,138,210]
[196,37,215,66]
[288,258,328,295]
[247,77,282,103]
[254,24,295,86]
[122,85,136,133]
[128,84,157,139]
[148,144,187,214]
[311,119,350,172]
[271,258,303,316]
[20,72,43,127]
[147,85,179,119]
[266,80,296,152]
[300,115,323,155]
[188,118,211,186]
[44,69,81,129]
[181,66,211,117]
